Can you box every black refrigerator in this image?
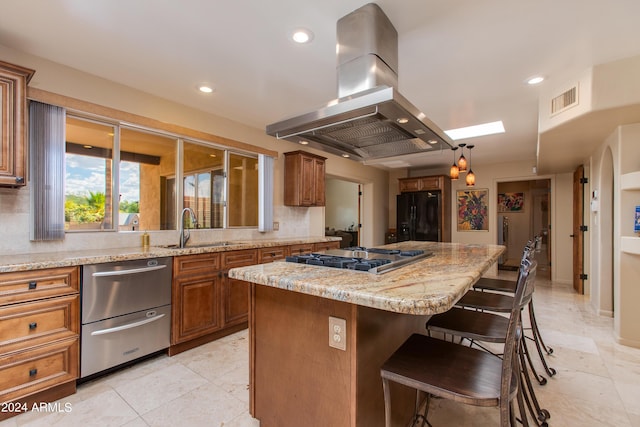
[397,191,441,242]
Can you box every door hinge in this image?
[580,273,588,280]
[579,225,588,232]
[580,177,589,184]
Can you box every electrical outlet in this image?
[329,316,346,351]
[273,221,279,231]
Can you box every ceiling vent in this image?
[550,84,579,116]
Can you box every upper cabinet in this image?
[284,151,326,207]
[0,60,35,187]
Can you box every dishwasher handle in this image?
[91,264,167,277]
[90,313,166,336]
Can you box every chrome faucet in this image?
[180,207,197,248]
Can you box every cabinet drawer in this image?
[258,246,288,263]
[0,295,79,355]
[313,241,340,252]
[0,337,78,403]
[289,243,314,256]
[174,252,221,277]
[222,250,258,269]
[0,267,79,306]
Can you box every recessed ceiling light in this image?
[445,121,505,140]
[83,145,93,149]
[527,76,544,85]
[342,154,350,158]
[299,140,309,145]
[428,140,438,145]
[198,84,214,93]
[292,28,314,44]
[396,117,409,124]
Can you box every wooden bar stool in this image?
[472,237,556,380]
[380,260,537,427]
[429,256,550,425]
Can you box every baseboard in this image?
[615,334,640,349]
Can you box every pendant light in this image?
[465,144,476,187]
[457,143,467,172]
[449,147,459,180]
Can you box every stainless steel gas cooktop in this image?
[285,246,433,274]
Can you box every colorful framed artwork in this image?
[457,189,489,231]
[498,192,524,212]
[635,206,640,233]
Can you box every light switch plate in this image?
[329,316,347,351]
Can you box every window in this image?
[228,153,258,227]
[64,117,116,231]
[64,114,261,232]
[183,141,225,228]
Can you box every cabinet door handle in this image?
[29,368,38,377]
[28,281,37,290]
[29,322,38,330]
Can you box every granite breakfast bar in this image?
[228,241,505,427]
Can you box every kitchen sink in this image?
[159,242,234,249]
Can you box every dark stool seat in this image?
[474,277,517,293]
[428,307,509,343]
[456,289,514,312]
[381,334,518,407]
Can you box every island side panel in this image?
[249,283,430,427]
[354,305,430,426]
[250,284,354,427]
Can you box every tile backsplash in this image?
[0,190,318,255]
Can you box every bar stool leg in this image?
[528,301,557,378]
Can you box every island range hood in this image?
[266,3,453,162]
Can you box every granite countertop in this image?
[0,237,340,273]
[228,241,505,315]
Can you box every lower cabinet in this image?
[171,253,223,347]
[170,249,258,355]
[170,243,338,355]
[0,266,79,421]
[222,249,259,327]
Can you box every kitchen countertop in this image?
[228,241,505,315]
[0,237,341,273]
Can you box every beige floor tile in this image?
[114,363,208,415]
[141,382,247,427]
[19,389,138,427]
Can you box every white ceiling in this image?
[2,0,640,171]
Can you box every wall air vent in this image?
[550,84,579,116]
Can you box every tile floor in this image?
[2,276,639,426]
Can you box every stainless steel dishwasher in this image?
[81,257,172,378]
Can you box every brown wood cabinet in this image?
[313,241,341,252]
[0,61,35,188]
[221,249,258,327]
[288,243,314,256]
[171,252,223,347]
[284,151,326,206]
[398,175,452,242]
[170,249,258,355]
[0,266,79,421]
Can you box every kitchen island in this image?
[228,241,505,427]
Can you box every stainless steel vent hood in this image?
[266,3,453,161]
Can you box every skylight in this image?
[445,121,505,140]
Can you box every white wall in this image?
[325,179,359,231]
[0,44,390,254]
